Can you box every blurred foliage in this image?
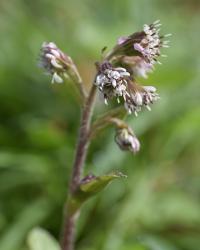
[27,227,60,250]
[0,0,200,250]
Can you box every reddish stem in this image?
[61,85,96,250]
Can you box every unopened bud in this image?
[115,127,140,153]
[39,42,73,84]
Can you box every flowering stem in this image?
[89,107,127,139]
[61,84,97,250]
[69,65,88,101]
[61,214,76,250]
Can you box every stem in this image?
[70,65,88,101]
[61,84,97,250]
[61,214,76,250]
[70,84,96,193]
[89,106,127,139]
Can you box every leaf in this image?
[0,198,53,250]
[68,171,127,214]
[79,171,127,195]
[27,227,60,250]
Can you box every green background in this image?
[0,0,200,249]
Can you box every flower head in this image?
[94,63,159,116]
[124,82,160,116]
[107,20,170,66]
[133,20,170,65]
[39,42,73,83]
[94,21,169,116]
[94,62,130,104]
[115,127,140,153]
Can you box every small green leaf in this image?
[67,171,127,214]
[79,171,127,194]
[67,172,127,214]
[27,227,60,250]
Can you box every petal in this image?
[51,72,63,83]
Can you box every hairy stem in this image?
[61,84,96,250]
[61,214,76,250]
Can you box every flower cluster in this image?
[95,20,170,115]
[95,62,160,115]
[38,21,170,155]
[124,84,160,116]
[95,62,130,104]
[133,20,170,65]
[109,20,170,66]
[115,127,140,153]
[39,42,73,83]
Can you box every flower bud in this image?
[80,174,97,185]
[39,42,73,84]
[115,127,140,153]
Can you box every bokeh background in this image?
[0,0,200,249]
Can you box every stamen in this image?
[153,20,160,25]
[164,33,172,37]
[146,105,151,111]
